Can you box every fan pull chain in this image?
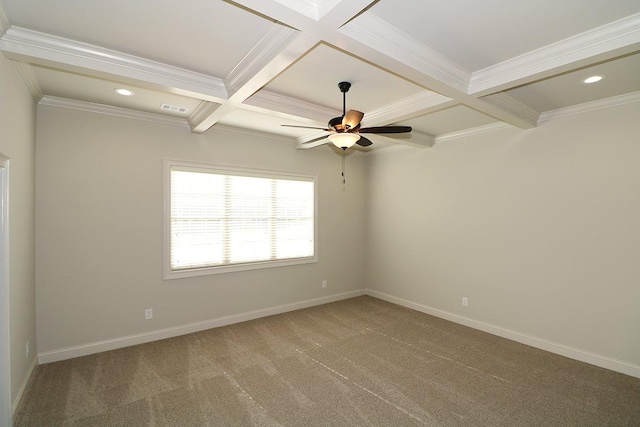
[342,150,346,184]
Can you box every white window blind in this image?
[168,164,315,276]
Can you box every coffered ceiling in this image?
[1,0,639,152]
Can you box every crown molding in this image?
[224,23,301,97]
[39,96,190,128]
[0,27,228,102]
[469,13,640,95]
[39,95,300,144]
[11,62,43,101]
[538,90,640,125]
[339,13,470,93]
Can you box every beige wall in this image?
[0,56,37,405]
[35,105,366,354]
[366,102,640,368]
[33,91,640,373]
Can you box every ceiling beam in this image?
[0,27,229,102]
[190,26,319,133]
[187,101,222,133]
[335,13,471,95]
[313,0,379,29]
[229,0,474,136]
[229,0,320,32]
[468,13,640,96]
[229,0,376,34]
[468,93,539,129]
[224,24,306,99]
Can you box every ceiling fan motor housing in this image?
[328,116,343,131]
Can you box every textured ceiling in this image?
[1,0,639,152]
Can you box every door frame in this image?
[0,152,11,426]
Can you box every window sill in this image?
[164,255,317,280]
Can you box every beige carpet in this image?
[15,296,640,426]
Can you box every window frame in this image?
[164,159,318,279]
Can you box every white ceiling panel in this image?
[505,53,640,112]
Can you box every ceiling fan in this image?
[282,81,412,150]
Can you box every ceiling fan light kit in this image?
[328,132,360,149]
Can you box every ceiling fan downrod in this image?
[338,81,351,117]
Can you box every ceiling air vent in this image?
[160,103,189,114]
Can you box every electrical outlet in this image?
[322,280,327,288]
[26,341,29,358]
[462,297,468,307]
[145,308,153,319]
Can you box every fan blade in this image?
[342,110,364,129]
[359,126,412,134]
[356,136,373,147]
[301,135,329,144]
[281,125,330,131]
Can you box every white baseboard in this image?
[366,289,640,379]
[12,355,37,418]
[38,290,366,364]
[37,288,640,379]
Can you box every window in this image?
[165,160,317,278]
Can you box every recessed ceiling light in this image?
[114,88,135,96]
[582,75,604,84]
